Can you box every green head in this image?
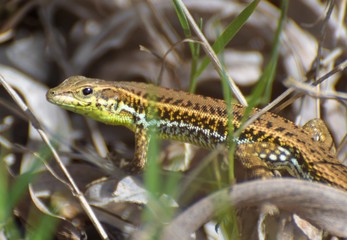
[46,76,135,128]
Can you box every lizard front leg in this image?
[110,127,150,174]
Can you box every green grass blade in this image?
[173,0,197,57]
[190,0,261,91]
[248,0,288,107]
[173,0,191,38]
[173,0,202,92]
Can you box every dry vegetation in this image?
[0,0,347,239]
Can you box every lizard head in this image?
[46,76,135,128]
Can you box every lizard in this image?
[46,76,347,190]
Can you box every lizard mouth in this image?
[46,89,91,112]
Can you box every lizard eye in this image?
[82,87,93,96]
